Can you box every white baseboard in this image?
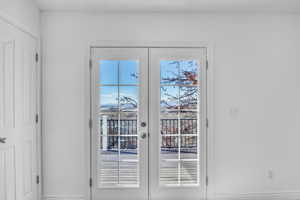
[43,192,300,200]
[212,191,300,200]
[43,195,85,200]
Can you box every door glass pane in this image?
[119,61,139,84]
[99,60,118,85]
[160,60,198,85]
[100,86,118,112]
[180,136,197,160]
[180,161,198,185]
[161,111,178,135]
[160,61,179,85]
[98,60,139,188]
[99,113,118,136]
[161,136,178,160]
[180,86,198,110]
[98,139,118,186]
[120,86,138,111]
[119,161,139,186]
[179,60,198,85]
[120,112,137,135]
[160,86,179,111]
[98,161,118,186]
[120,136,138,154]
[160,161,179,186]
[159,60,200,186]
[180,111,197,135]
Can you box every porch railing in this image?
[100,119,197,154]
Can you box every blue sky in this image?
[99,60,138,110]
[100,60,138,85]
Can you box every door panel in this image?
[0,145,16,200]
[91,48,148,200]
[149,48,207,200]
[0,19,38,200]
[0,40,15,129]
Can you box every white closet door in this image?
[149,48,207,200]
[0,19,38,200]
[91,48,149,200]
[0,20,17,200]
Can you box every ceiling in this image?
[36,0,300,12]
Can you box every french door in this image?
[91,47,207,200]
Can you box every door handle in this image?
[0,137,6,144]
[140,133,147,139]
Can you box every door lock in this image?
[141,133,147,139]
[141,122,147,127]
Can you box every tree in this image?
[160,61,198,110]
[120,96,138,110]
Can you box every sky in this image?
[99,60,198,110]
[99,60,138,110]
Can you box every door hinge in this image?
[206,59,208,70]
[35,114,39,124]
[206,176,209,186]
[206,118,209,128]
[89,178,92,187]
[89,119,92,129]
[89,59,92,69]
[35,53,39,63]
[36,175,40,184]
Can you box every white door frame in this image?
[86,41,214,200]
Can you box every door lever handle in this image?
[0,137,6,144]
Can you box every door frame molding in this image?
[85,41,215,200]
